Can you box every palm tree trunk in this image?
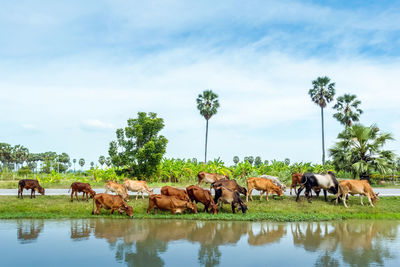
[321,106,325,165]
[204,119,209,163]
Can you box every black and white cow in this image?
[295,171,338,203]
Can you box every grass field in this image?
[1,194,400,221]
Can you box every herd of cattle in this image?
[17,170,380,218]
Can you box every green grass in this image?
[1,194,400,221]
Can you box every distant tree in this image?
[329,124,395,183]
[244,157,249,163]
[333,94,363,128]
[284,158,290,165]
[248,156,254,165]
[57,152,70,173]
[309,76,336,164]
[233,156,239,165]
[12,145,29,170]
[264,160,269,165]
[254,156,262,167]
[90,161,94,170]
[98,155,105,168]
[0,143,13,170]
[196,90,220,163]
[79,158,85,170]
[105,157,112,168]
[108,112,168,179]
[73,159,77,172]
[192,158,198,164]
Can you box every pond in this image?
[1,219,400,267]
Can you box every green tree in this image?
[284,158,290,165]
[79,158,85,170]
[248,156,254,165]
[57,152,70,173]
[309,76,336,164]
[333,94,363,127]
[90,161,94,170]
[233,156,239,165]
[254,156,262,167]
[105,157,112,168]
[12,145,29,170]
[196,90,220,163]
[329,124,395,182]
[108,112,168,179]
[98,155,105,168]
[0,143,13,170]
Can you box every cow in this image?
[123,179,153,200]
[336,179,379,208]
[161,186,190,201]
[92,193,133,217]
[214,186,247,214]
[246,177,283,202]
[18,179,45,199]
[147,194,197,214]
[69,182,96,202]
[296,171,338,203]
[290,173,321,197]
[105,181,129,202]
[186,185,218,214]
[197,171,229,186]
[211,179,247,196]
[260,175,287,191]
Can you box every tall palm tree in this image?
[197,90,220,163]
[329,124,395,183]
[309,76,336,164]
[333,94,363,127]
[98,155,105,169]
[73,158,77,173]
[79,158,85,171]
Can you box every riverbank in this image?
[1,195,400,221]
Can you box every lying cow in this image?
[296,171,338,203]
[69,182,96,202]
[211,179,247,196]
[161,186,190,201]
[92,193,133,217]
[260,175,287,191]
[147,194,197,214]
[105,181,129,202]
[197,171,229,186]
[123,179,153,200]
[246,177,283,202]
[18,179,45,199]
[214,186,247,214]
[186,185,218,214]
[336,179,379,208]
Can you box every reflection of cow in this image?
[17,219,44,244]
[248,223,286,246]
[70,219,91,240]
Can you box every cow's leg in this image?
[290,184,294,195]
[266,191,269,201]
[30,189,34,199]
[246,188,252,202]
[360,195,364,206]
[296,186,304,202]
[18,187,22,199]
[142,191,145,199]
[75,191,79,202]
[110,208,115,215]
[367,194,374,207]
[323,189,327,202]
[342,193,349,208]
[70,190,74,202]
[231,203,236,214]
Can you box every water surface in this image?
[1,219,399,267]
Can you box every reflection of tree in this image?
[248,223,286,246]
[70,219,91,240]
[314,251,339,267]
[17,219,44,244]
[198,244,221,267]
[124,239,166,267]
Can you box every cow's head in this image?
[239,203,248,214]
[238,186,247,196]
[37,186,45,195]
[186,201,198,214]
[372,193,380,204]
[275,187,283,197]
[124,205,133,218]
[210,203,218,214]
[89,189,96,198]
[148,188,154,195]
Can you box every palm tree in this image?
[233,156,240,165]
[329,124,395,183]
[309,76,336,164]
[79,158,85,171]
[333,94,363,127]
[72,158,77,173]
[98,155,105,169]
[196,90,220,163]
[90,161,94,169]
[105,157,112,168]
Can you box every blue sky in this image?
[0,0,399,167]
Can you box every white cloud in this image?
[81,120,114,131]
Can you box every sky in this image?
[0,0,399,167]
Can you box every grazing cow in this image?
[161,186,190,201]
[186,185,218,214]
[260,175,287,191]
[197,171,229,186]
[105,181,129,202]
[296,171,338,203]
[69,182,96,202]
[336,180,379,208]
[214,186,247,214]
[123,179,153,200]
[92,193,133,217]
[18,179,45,199]
[147,194,197,214]
[246,177,283,202]
[211,179,247,196]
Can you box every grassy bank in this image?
[1,195,400,221]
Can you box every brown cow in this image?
[211,179,247,196]
[186,185,218,214]
[92,193,133,217]
[147,194,197,214]
[290,173,303,195]
[69,182,96,202]
[246,177,283,202]
[336,179,379,208]
[197,171,229,186]
[18,179,45,199]
[214,186,247,214]
[105,181,129,202]
[161,186,190,201]
[123,179,153,200]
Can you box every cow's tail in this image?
[299,175,308,186]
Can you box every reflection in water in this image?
[9,219,400,267]
[17,219,44,244]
